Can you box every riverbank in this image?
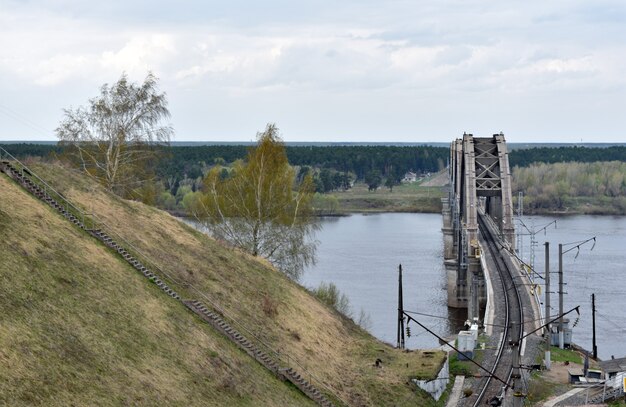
[321,181,445,214]
[523,195,626,216]
[330,192,626,217]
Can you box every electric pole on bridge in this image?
[557,237,596,349]
[397,264,405,349]
[558,243,565,349]
[592,293,597,359]
[544,242,551,369]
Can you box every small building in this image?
[457,331,476,360]
[550,318,572,347]
[402,171,417,183]
[600,356,626,380]
[568,369,584,384]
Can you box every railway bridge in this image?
[442,133,515,319]
[440,133,547,406]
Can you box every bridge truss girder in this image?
[445,133,515,314]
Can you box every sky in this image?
[1,0,625,143]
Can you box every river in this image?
[301,213,456,350]
[302,213,626,360]
[184,213,626,360]
[516,215,626,360]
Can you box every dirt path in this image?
[422,170,449,187]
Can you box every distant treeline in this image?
[156,145,449,181]
[513,161,626,214]
[0,143,64,158]
[4,143,626,180]
[1,143,448,181]
[509,146,626,167]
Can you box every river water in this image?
[302,213,626,360]
[301,213,456,350]
[516,215,626,360]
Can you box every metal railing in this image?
[0,145,346,406]
[186,278,346,406]
[1,146,96,230]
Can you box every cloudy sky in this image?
[1,0,625,143]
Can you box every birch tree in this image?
[56,72,172,195]
[191,124,317,280]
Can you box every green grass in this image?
[550,346,583,364]
[331,182,445,213]
[448,352,474,377]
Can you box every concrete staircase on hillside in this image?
[0,160,182,302]
[184,300,334,407]
[0,158,337,407]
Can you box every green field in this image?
[326,180,446,214]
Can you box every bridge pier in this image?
[445,260,465,308]
[441,198,455,260]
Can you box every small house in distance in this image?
[402,171,417,183]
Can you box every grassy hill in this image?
[0,161,445,406]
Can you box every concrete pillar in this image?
[467,245,482,320]
[442,198,456,260]
[443,228,455,260]
[441,198,452,228]
[446,260,465,308]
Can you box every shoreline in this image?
[169,207,626,218]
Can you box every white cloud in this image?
[101,34,177,78]
[1,0,626,141]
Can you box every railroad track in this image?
[470,213,524,407]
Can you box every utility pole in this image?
[397,264,405,349]
[517,191,523,255]
[558,243,565,349]
[544,242,551,370]
[592,293,597,359]
[557,236,596,351]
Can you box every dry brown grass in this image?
[0,174,313,407]
[16,162,446,405]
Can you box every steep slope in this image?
[3,161,445,406]
[0,174,314,406]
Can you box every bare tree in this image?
[56,72,173,195]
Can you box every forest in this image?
[512,161,626,214]
[3,142,626,214]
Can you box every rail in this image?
[472,212,524,406]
